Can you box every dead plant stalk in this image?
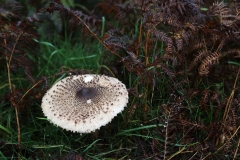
[5,25,25,160]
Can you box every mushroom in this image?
[41,74,128,133]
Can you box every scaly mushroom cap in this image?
[41,74,128,133]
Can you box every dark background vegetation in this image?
[0,0,239,159]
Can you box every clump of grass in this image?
[33,35,102,76]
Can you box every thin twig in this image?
[14,106,21,160]
[6,23,26,160]
[233,138,240,160]
[145,30,150,66]
[222,66,240,123]
[19,80,43,102]
[136,20,142,57]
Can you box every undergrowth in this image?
[0,0,240,159]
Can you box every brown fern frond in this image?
[200,90,211,111]
[96,0,117,16]
[173,33,183,51]
[208,1,235,27]
[97,0,126,19]
[158,106,179,159]
[40,1,103,32]
[205,122,222,142]
[96,0,139,25]
[200,90,222,117]
[0,2,40,85]
[223,49,240,57]
[180,118,207,136]
[150,28,170,43]
[154,62,174,78]
[211,92,222,119]
[188,49,209,71]
[102,29,133,51]
[198,52,221,76]
[72,10,102,27]
[179,29,191,44]
[203,1,240,41]
[0,0,22,19]
[80,25,94,50]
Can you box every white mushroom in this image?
[41,74,128,133]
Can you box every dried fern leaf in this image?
[198,52,221,76]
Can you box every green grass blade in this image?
[116,124,163,136]
[32,145,64,149]
[0,151,8,160]
[83,139,102,153]
[0,124,12,135]
[67,54,97,60]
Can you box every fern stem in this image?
[163,115,169,160]
[145,30,150,65]
[143,30,150,112]
[136,20,143,57]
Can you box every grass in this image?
[0,51,239,159]
[0,28,168,159]
[0,37,171,159]
[0,28,105,159]
[1,1,240,159]
[1,31,239,160]
[33,34,102,77]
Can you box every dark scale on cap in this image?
[75,119,80,125]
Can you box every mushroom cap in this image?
[41,74,128,133]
